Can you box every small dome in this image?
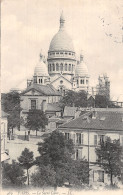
[49,12,74,52]
[75,61,89,77]
[34,56,49,77]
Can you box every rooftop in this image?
[60,111,123,131]
[21,83,61,96]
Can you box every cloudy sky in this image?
[1,0,123,99]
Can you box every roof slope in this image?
[21,84,61,96]
[60,111,123,131]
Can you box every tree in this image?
[31,165,56,187]
[59,90,87,109]
[18,148,34,185]
[36,131,74,167]
[95,137,122,186]
[2,160,26,187]
[36,131,89,187]
[25,109,48,136]
[1,92,21,133]
[95,95,108,108]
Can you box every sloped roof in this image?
[21,84,61,96]
[60,111,123,131]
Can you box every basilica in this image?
[27,12,91,95]
[20,12,111,129]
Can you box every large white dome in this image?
[49,12,74,52]
[34,57,49,76]
[75,60,89,77]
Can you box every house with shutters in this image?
[58,110,123,185]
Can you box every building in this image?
[20,83,61,130]
[27,12,94,95]
[58,110,123,185]
[1,111,10,162]
[96,74,110,100]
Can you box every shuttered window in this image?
[76,149,82,160]
[76,133,81,144]
[81,134,84,144]
[94,135,97,145]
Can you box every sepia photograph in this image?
[1,0,123,194]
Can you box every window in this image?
[81,134,84,144]
[76,149,82,160]
[94,135,97,145]
[86,80,88,84]
[93,170,104,182]
[48,64,50,71]
[69,64,71,71]
[56,63,59,71]
[52,64,55,71]
[71,134,76,144]
[69,53,71,55]
[65,52,67,55]
[60,63,63,71]
[31,100,36,110]
[72,64,74,71]
[99,135,105,144]
[39,79,40,83]
[60,80,63,84]
[76,149,79,160]
[81,79,84,84]
[65,133,69,140]
[65,64,67,71]
[98,171,104,182]
[76,133,81,144]
[77,80,78,84]
[50,64,52,71]
[40,79,42,83]
[56,52,59,54]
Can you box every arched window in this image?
[52,64,55,71]
[50,64,52,71]
[48,64,50,71]
[72,64,74,71]
[56,63,59,71]
[69,64,71,71]
[60,63,63,71]
[65,64,67,71]
[81,79,84,84]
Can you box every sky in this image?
[1,0,123,100]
